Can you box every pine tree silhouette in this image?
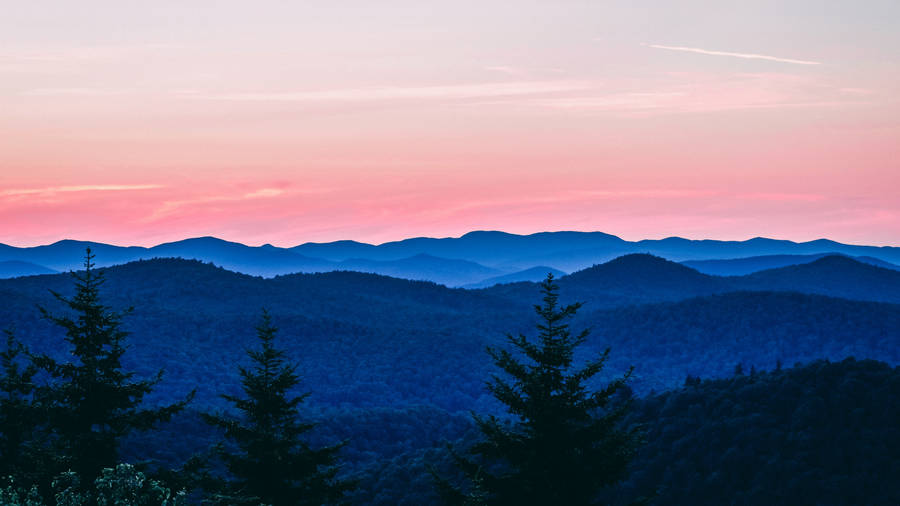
[0,328,40,481]
[33,249,193,485]
[439,274,641,505]
[203,309,350,506]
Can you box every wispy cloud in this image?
[576,189,720,199]
[497,72,866,116]
[180,81,591,103]
[483,66,523,76]
[737,192,825,202]
[483,66,566,77]
[643,44,821,66]
[0,184,163,197]
[0,44,181,73]
[20,88,133,97]
[242,188,285,199]
[145,187,312,222]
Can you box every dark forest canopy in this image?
[356,358,900,505]
[613,358,900,506]
[0,255,898,504]
[0,256,897,411]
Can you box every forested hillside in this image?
[1,257,898,410]
[345,359,900,505]
[612,358,900,505]
[1,255,898,504]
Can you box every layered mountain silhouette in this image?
[462,266,567,289]
[296,231,900,268]
[337,254,502,287]
[0,260,57,278]
[683,252,900,276]
[3,237,897,505]
[1,254,897,410]
[480,253,900,308]
[737,255,900,302]
[1,231,897,287]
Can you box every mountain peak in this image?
[566,253,707,282]
[460,230,514,238]
[606,252,685,267]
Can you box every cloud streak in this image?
[0,185,163,197]
[144,187,305,222]
[643,44,821,65]
[181,81,591,103]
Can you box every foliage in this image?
[0,328,41,481]
[94,464,186,506]
[1,464,186,506]
[203,310,350,506]
[440,274,640,505]
[31,249,193,486]
[609,358,900,505]
[1,256,899,504]
[0,476,44,506]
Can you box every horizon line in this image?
[1,230,895,250]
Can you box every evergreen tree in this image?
[440,274,641,505]
[0,329,40,480]
[33,249,193,485]
[203,310,350,506]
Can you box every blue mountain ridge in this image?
[682,252,899,276]
[1,231,897,286]
[0,260,58,278]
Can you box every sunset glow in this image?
[2,1,898,246]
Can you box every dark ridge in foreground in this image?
[612,358,900,506]
[1,257,898,410]
[327,359,900,505]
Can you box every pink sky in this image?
[1,1,898,247]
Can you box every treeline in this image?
[1,252,642,505]
[0,252,350,505]
[3,251,900,505]
[2,257,898,415]
[612,358,900,505]
[328,359,900,505]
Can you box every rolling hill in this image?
[338,254,502,287]
[2,254,899,505]
[0,260,57,278]
[462,266,567,289]
[3,231,898,285]
[682,252,900,276]
[1,255,898,410]
[481,253,900,307]
[294,231,900,270]
[736,255,900,302]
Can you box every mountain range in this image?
[2,250,898,504]
[683,252,900,276]
[1,252,897,407]
[1,231,897,287]
[0,260,58,278]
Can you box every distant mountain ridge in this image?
[0,260,57,278]
[482,254,900,307]
[1,231,897,286]
[462,266,567,289]
[1,255,898,410]
[682,252,900,276]
[337,254,503,287]
[294,231,900,269]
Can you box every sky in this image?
[1,0,898,247]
